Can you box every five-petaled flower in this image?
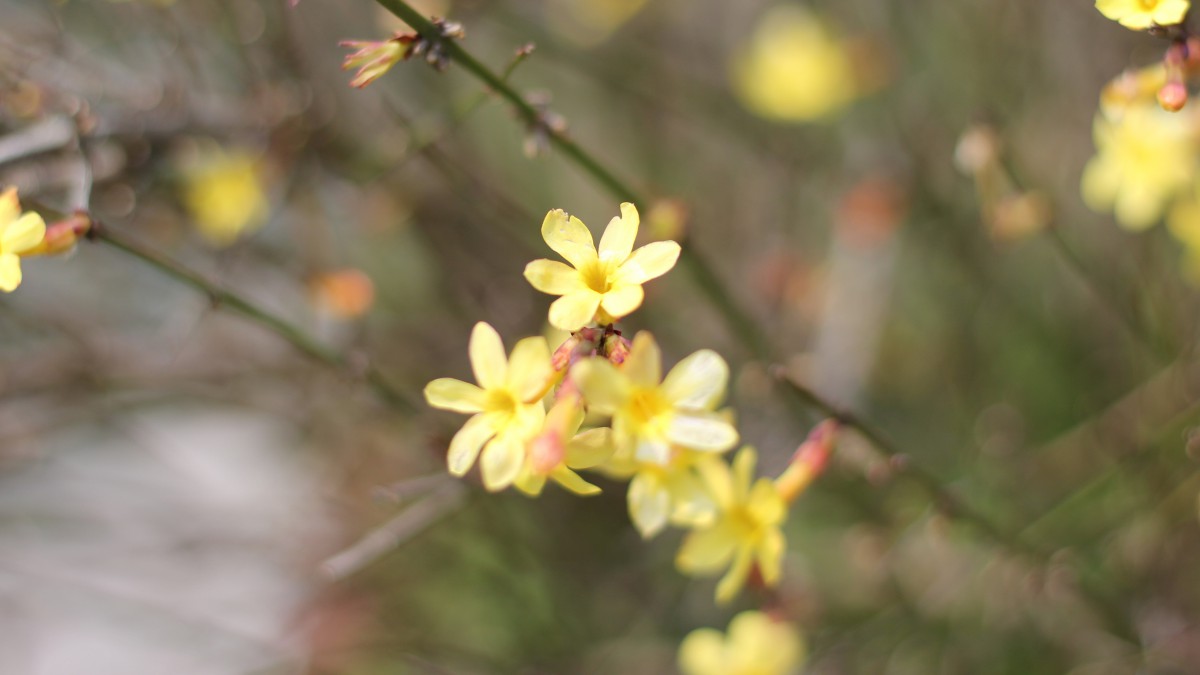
[571,331,738,467]
[1095,0,1190,30]
[676,446,786,604]
[0,187,46,293]
[678,610,805,675]
[424,322,554,491]
[524,203,680,331]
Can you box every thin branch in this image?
[91,224,418,412]
[321,481,466,581]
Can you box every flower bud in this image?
[775,419,837,503]
[26,212,91,257]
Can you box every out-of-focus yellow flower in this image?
[1082,105,1198,230]
[0,187,46,292]
[572,332,738,466]
[732,5,859,123]
[524,203,680,331]
[310,269,376,319]
[678,610,805,675]
[181,147,268,247]
[516,395,613,497]
[600,446,719,538]
[1095,0,1189,30]
[424,322,554,491]
[340,36,407,88]
[676,447,786,604]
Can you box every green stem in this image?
[93,225,416,412]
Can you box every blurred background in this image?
[1,0,1199,672]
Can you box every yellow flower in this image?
[547,0,650,47]
[571,332,739,466]
[181,146,268,247]
[524,203,681,331]
[676,447,786,604]
[600,446,720,538]
[1082,105,1198,230]
[1095,0,1189,29]
[516,395,614,497]
[424,322,553,491]
[732,5,859,123]
[340,36,407,88]
[0,187,46,292]
[678,610,805,675]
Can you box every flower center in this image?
[1138,0,1159,8]
[580,260,613,294]
[484,389,519,419]
[627,388,670,427]
[729,506,763,540]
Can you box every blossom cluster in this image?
[423,203,836,614]
[1085,2,1200,278]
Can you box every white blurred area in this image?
[0,408,332,674]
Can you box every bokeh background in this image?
[1,0,1199,673]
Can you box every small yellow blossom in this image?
[181,146,268,247]
[424,322,553,491]
[676,447,786,604]
[524,203,681,331]
[0,187,46,292]
[600,446,720,538]
[1095,0,1189,30]
[732,5,859,123]
[678,610,805,675]
[547,0,650,46]
[516,392,613,497]
[1082,105,1199,230]
[571,332,739,466]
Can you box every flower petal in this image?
[541,209,597,269]
[598,202,639,263]
[550,466,601,496]
[599,284,645,320]
[694,455,735,510]
[676,522,739,573]
[666,470,718,527]
[548,291,602,331]
[507,336,553,402]
[565,427,614,468]
[731,446,758,501]
[747,478,786,525]
[715,547,754,604]
[514,468,547,497]
[1,212,44,255]
[755,526,786,586]
[481,433,525,491]
[634,437,672,465]
[469,322,507,390]
[677,628,727,675]
[616,240,681,285]
[623,332,662,387]
[667,412,739,453]
[524,259,585,295]
[661,349,729,409]
[447,414,495,476]
[571,357,629,413]
[424,378,487,413]
[0,253,23,292]
[629,472,671,538]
